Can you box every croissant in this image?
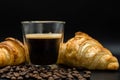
[57,32,119,70]
[0,37,26,67]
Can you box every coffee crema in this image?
[25,33,62,65]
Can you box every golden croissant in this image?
[57,32,119,70]
[0,37,26,67]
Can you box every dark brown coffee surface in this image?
[26,34,62,65]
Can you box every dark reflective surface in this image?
[91,70,120,80]
[90,54,120,80]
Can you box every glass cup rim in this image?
[21,20,65,24]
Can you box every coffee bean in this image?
[46,72,52,77]
[53,74,60,79]
[42,74,49,78]
[48,76,54,80]
[33,71,38,74]
[83,74,91,80]
[72,68,77,71]
[17,76,23,80]
[14,72,20,77]
[19,72,27,76]
[0,70,4,74]
[10,68,14,72]
[0,64,91,80]
[20,68,26,72]
[72,73,79,77]
[11,76,16,79]
[54,72,63,77]
[37,76,43,79]
[6,75,11,79]
[84,71,91,75]
[32,74,39,79]
[66,78,73,80]
[25,74,29,78]
[80,78,87,80]
[72,70,79,74]
[16,66,20,71]
[77,74,84,79]
[67,73,74,78]
[67,68,72,72]
[59,69,67,75]
[61,75,67,79]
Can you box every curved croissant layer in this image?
[0,37,26,67]
[57,32,119,70]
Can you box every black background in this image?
[0,0,120,54]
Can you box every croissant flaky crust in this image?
[0,37,26,67]
[57,32,119,70]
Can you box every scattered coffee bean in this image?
[25,74,29,78]
[14,72,20,77]
[48,76,54,80]
[84,71,91,75]
[0,64,91,80]
[83,74,91,80]
[17,76,23,80]
[11,76,16,79]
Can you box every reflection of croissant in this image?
[57,32,119,70]
[0,37,26,67]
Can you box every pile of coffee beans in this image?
[0,64,91,80]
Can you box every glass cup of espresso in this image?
[21,21,65,65]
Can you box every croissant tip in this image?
[75,31,89,37]
[75,31,83,35]
[5,37,16,41]
[5,37,24,46]
[107,62,119,70]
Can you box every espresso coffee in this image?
[26,34,62,65]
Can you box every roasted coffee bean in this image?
[11,76,16,79]
[33,71,38,74]
[48,76,54,80]
[0,70,4,74]
[20,67,26,72]
[46,72,52,77]
[6,72,13,78]
[72,68,77,71]
[32,74,39,79]
[14,72,20,77]
[10,68,14,72]
[3,66,11,72]
[25,74,29,78]
[53,74,60,79]
[59,69,67,75]
[84,71,91,75]
[19,71,27,76]
[0,64,91,80]
[72,70,79,74]
[72,73,79,77]
[67,73,74,78]
[67,68,72,72]
[42,73,49,78]
[61,75,67,79]
[37,76,43,79]
[83,74,91,80]
[80,78,87,80]
[54,72,63,77]
[6,75,11,79]
[77,74,84,79]
[17,76,23,80]
[15,66,20,71]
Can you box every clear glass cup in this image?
[21,21,65,65]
